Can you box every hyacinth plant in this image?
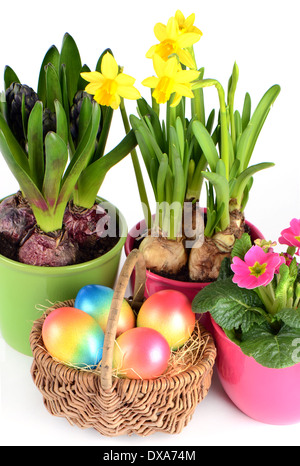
[189,67,280,281]
[192,219,300,369]
[0,33,138,266]
[129,11,215,276]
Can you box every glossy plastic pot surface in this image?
[211,317,300,425]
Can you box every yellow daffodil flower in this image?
[146,15,201,69]
[175,10,203,36]
[142,55,200,107]
[81,52,141,110]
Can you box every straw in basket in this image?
[30,249,217,437]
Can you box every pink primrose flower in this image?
[231,245,285,290]
[278,218,300,252]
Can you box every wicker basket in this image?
[30,249,216,437]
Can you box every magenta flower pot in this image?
[124,216,264,332]
[211,318,300,425]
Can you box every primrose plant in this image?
[193,218,300,369]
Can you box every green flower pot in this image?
[0,197,127,356]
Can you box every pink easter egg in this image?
[113,327,170,380]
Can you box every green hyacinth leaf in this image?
[45,63,63,113]
[54,100,68,146]
[58,103,101,208]
[96,48,113,73]
[4,66,20,90]
[0,112,29,173]
[59,33,82,106]
[94,105,113,161]
[77,64,91,92]
[43,132,68,208]
[37,45,60,106]
[0,128,47,212]
[76,129,137,208]
[27,100,44,190]
[77,96,93,144]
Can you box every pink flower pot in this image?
[211,318,300,425]
[124,216,264,332]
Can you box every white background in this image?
[0,0,299,446]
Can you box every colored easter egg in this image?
[42,307,105,369]
[113,327,170,380]
[75,284,135,337]
[137,290,196,350]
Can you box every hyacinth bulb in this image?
[63,202,110,248]
[18,228,78,267]
[0,193,36,259]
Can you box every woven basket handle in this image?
[100,249,146,390]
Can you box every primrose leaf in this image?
[276,308,300,329]
[231,233,252,259]
[240,323,300,368]
[192,277,265,332]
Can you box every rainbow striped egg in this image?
[42,307,105,369]
[75,284,135,337]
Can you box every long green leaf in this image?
[54,100,68,146]
[4,66,20,90]
[60,64,75,155]
[59,33,82,106]
[157,153,168,204]
[236,85,280,172]
[27,101,44,190]
[0,113,29,173]
[192,120,219,172]
[78,96,93,144]
[0,129,47,212]
[242,92,251,131]
[228,62,239,151]
[45,63,62,112]
[231,162,275,208]
[58,103,101,207]
[202,171,230,231]
[37,45,60,106]
[43,132,68,208]
[76,129,137,208]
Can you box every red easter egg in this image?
[137,290,196,350]
[113,327,170,380]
